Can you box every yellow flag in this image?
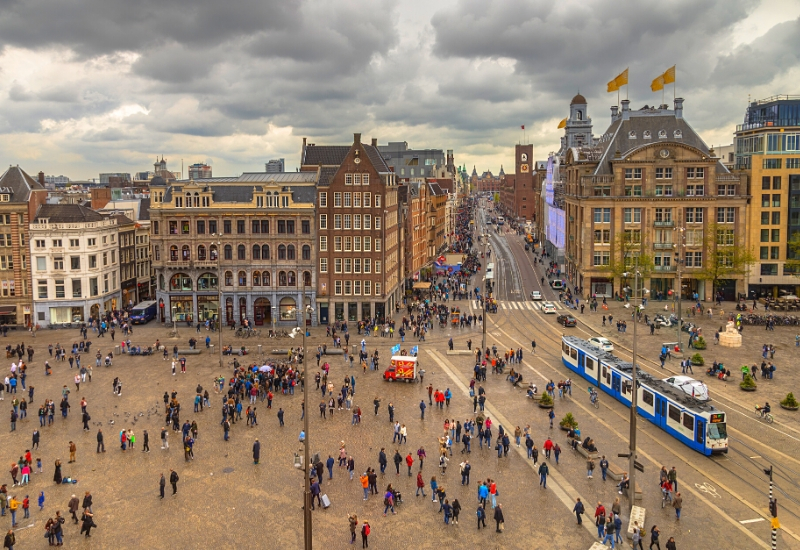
[651,75,664,92]
[557,118,567,129]
[607,79,619,93]
[615,68,629,87]
[663,65,676,85]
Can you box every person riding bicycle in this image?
[756,402,771,417]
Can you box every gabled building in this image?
[0,166,47,327]
[302,134,402,324]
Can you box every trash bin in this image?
[257,344,262,355]
[114,345,120,355]
[209,344,214,354]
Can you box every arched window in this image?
[303,271,312,286]
[197,273,218,290]
[170,245,178,261]
[198,245,207,261]
[224,245,232,260]
[181,245,190,261]
[170,273,192,291]
[263,271,271,286]
[288,270,296,286]
[210,245,218,260]
[302,245,311,260]
[262,245,270,259]
[278,245,286,260]
[252,245,261,260]
[287,245,295,260]
[237,244,246,260]
[193,192,200,207]
[238,270,247,286]
[224,270,233,286]
[279,271,287,286]
[253,271,261,286]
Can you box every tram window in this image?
[622,381,631,395]
[641,390,653,406]
[668,405,681,422]
[603,366,611,385]
[586,357,595,371]
[563,342,569,354]
[696,426,704,444]
[682,414,694,431]
[570,348,577,359]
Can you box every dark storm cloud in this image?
[0,0,300,55]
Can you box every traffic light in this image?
[769,498,778,518]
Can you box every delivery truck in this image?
[383,356,419,382]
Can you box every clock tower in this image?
[514,143,535,222]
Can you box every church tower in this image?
[565,94,593,149]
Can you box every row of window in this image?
[320,192,381,208]
[592,251,704,267]
[624,167,704,180]
[319,214,381,231]
[319,236,381,252]
[35,252,113,272]
[166,270,311,290]
[763,159,800,170]
[34,237,109,248]
[593,184,737,197]
[37,274,114,299]
[333,280,381,296]
[155,218,311,236]
[319,258,381,274]
[157,244,312,262]
[593,207,735,224]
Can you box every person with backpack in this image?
[573,497,585,524]
[383,490,395,516]
[169,469,179,495]
[476,504,486,530]
[360,521,370,548]
[348,514,358,544]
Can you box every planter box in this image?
[780,403,799,411]
[538,403,554,409]
[740,386,757,392]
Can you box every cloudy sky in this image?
[0,0,798,180]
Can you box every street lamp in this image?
[212,233,224,370]
[673,227,686,352]
[481,232,490,354]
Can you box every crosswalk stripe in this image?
[500,302,507,310]
[524,302,534,310]
[511,302,519,310]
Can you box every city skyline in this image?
[0,0,798,178]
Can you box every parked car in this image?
[557,314,577,327]
[542,302,557,314]
[550,280,564,290]
[663,375,709,402]
[588,336,614,351]
[530,290,542,301]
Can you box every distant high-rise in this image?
[44,175,70,184]
[265,159,285,173]
[99,172,131,185]
[188,163,212,179]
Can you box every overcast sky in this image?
[0,0,798,180]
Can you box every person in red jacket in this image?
[543,438,554,459]
[416,472,426,497]
[405,453,414,476]
[594,502,607,538]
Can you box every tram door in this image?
[695,419,705,446]
[655,396,667,429]
[611,372,621,400]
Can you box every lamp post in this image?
[622,261,646,502]
[212,233,224,370]
[272,306,277,337]
[673,227,686,352]
[481,232,490,354]
[300,282,313,550]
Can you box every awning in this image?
[412,282,432,290]
[0,306,16,315]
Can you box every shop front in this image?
[375,301,386,323]
[680,278,705,301]
[0,305,16,326]
[590,278,613,298]
[279,296,297,323]
[121,280,137,309]
[254,297,271,326]
[334,302,344,322]
[197,295,218,321]
[649,277,674,301]
[138,282,152,302]
[319,301,329,325]
[348,302,358,322]
[361,302,371,321]
[103,297,118,314]
[170,296,194,322]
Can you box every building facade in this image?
[302,134,402,324]
[115,215,138,308]
[563,97,747,301]
[150,172,318,327]
[0,167,47,327]
[30,204,121,325]
[735,95,800,298]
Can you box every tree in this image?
[784,231,800,277]
[608,229,654,288]
[697,222,756,295]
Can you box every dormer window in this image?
[658,130,667,138]
[628,131,637,139]
[674,130,683,138]
[643,131,651,140]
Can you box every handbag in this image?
[500,522,505,531]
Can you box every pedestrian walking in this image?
[672,492,682,519]
[159,473,165,499]
[573,497,584,524]
[360,521,370,548]
[493,503,504,532]
[538,461,549,489]
[169,469,179,495]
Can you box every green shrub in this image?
[693,336,707,350]
[690,353,705,366]
[781,392,799,408]
[559,412,578,430]
[740,373,757,389]
[539,392,554,406]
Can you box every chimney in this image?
[353,133,361,145]
[611,105,619,122]
[621,99,631,120]
[674,97,684,119]
[371,138,378,147]
[38,171,45,186]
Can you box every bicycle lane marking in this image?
[489,323,780,548]
[425,348,599,541]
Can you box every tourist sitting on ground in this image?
[526,384,538,398]
[582,437,597,453]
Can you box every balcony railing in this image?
[654,220,674,227]
[654,265,676,272]
[194,260,218,268]
[653,242,674,249]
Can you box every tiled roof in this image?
[363,145,391,173]
[303,146,351,166]
[163,184,317,205]
[317,167,339,187]
[34,203,105,223]
[0,165,45,203]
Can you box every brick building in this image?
[302,133,402,324]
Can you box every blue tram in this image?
[561,336,728,455]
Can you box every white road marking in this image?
[740,518,766,524]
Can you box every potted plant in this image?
[538,392,554,409]
[559,412,578,431]
[740,373,757,392]
[690,353,704,366]
[780,392,799,411]
[693,336,707,350]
